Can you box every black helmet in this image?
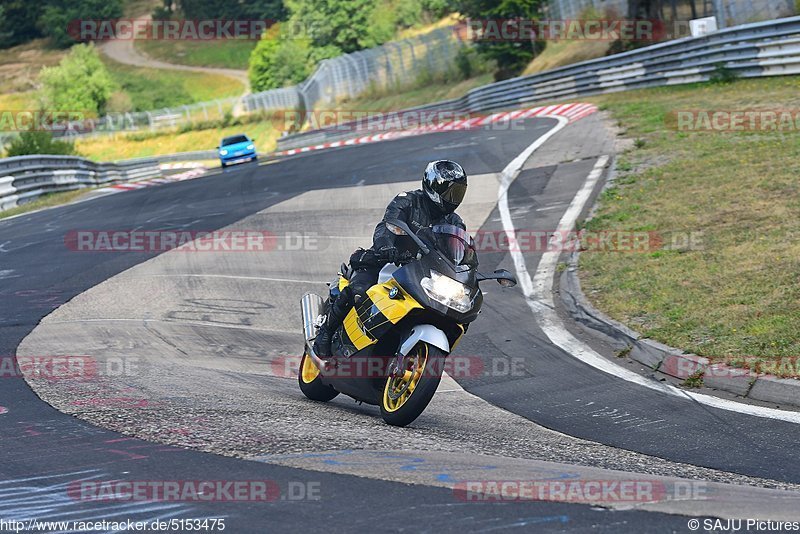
[422,160,467,214]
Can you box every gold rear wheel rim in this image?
[301,352,320,383]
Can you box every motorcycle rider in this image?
[312,159,469,358]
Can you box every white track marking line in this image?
[499,117,800,424]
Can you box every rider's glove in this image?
[399,250,416,263]
[378,246,400,264]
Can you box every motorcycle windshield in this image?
[430,224,478,269]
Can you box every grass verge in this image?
[0,39,66,97]
[76,118,280,161]
[103,57,245,110]
[135,39,255,70]
[523,39,610,76]
[580,75,800,374]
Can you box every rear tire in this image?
[298,351,338,402]
[380,343,445,427]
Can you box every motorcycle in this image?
[298,219,517,427]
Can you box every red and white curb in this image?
[276,103,598,157]
[90,103,596,197]
[160,162,207,170]
[96,168,208,193]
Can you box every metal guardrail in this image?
[275,98,463,150]
[5,15,800,212]
[0,156,160,211]
[276,15,800,150]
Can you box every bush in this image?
[38,44,114,116]
[250,26,281,91]
[454,46,489,80]
[709,63,739,84]
[249,24,341,91]
[5,131,77,157]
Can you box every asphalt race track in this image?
[2,113,800,532]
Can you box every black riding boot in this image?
[312,298,350,358]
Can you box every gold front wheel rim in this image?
[301,352,320,383]
[382,344,428,413]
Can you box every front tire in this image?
[380,343,445,427]
[298,351,338,402]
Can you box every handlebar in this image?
[397,251,417,264]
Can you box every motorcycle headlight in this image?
[421,270,473,313]
[219,149,228,156]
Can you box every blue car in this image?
[217,134,257,168]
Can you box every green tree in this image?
[6,131,77,157]
[249,23,342,91]
[38,0,123,48]
[249,26,285,91]
[0,1,45,48]
[38,44,114,116]
[285,0,375,53]
[174,0,287,21]
[458,0,544,80]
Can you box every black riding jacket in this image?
[372,189,465,256]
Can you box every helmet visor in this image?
[438,181,467,206]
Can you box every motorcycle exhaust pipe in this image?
[301,292,324,342]
[301,292,331,372]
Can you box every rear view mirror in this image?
[384,219,429,254]
[385,222,407,235]
[477,269,517,287]
[494,269,517,287]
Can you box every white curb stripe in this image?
[498,117,800,425]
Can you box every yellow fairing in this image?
[343,307,377,351]
[341,279,422,352]
[451,324,466,351]
[300,353,320,383]
[367,281,422,324]
[338,276,349,291]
